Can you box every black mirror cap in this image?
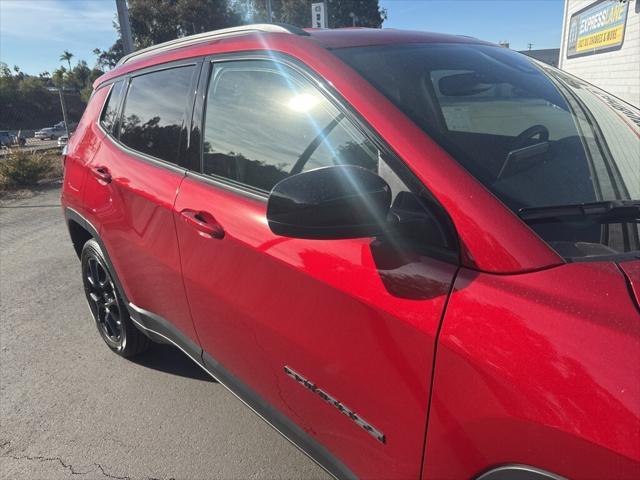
[267,165,392,240]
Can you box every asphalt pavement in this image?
[0,186,329,479]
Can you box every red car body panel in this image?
[423,262,640,479]
[82,136,198,345]
[61,86,109,212]
[174,175,457,479]
[60,28,640,479]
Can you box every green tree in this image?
[0,56,100,130]
[325,0,387,28]
[51,67,66,88]
[93,40,124,70]
[249,0,387,28]
[95,0,245,68]
[59,50,74,70]
[93,0,386,69]
[64,60,90,91]
[0,62,11,77]
[175,0,241,36]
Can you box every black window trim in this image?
[189,50,460,261]
[97,58,203,174]
[99,79,129,138]
[96,81,120,138]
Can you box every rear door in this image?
[174,55,459,479]
[83,62,201,346]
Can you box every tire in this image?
[81,239,150,357]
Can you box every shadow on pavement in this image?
[131,343,216,383]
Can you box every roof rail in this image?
[117,23,309,66]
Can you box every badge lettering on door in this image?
[283,366,386,444]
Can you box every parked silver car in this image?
[35,121,68,140]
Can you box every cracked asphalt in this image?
[0,185,329,480]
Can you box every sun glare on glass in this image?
[287,93,319,112]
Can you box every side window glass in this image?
[100,80,124,133]
[203,59,456,254]
[120,65,195,164]
[202,60,379,191]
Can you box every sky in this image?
[0,0,566,75]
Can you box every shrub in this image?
[0,149,56,189]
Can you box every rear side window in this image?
[202,60,378,192]
[100,80,124,133]
[120,65,196,164]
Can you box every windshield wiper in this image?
[519,200,640,223]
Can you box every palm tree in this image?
[59,50,74,71]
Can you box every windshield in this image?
[334,43,640,260]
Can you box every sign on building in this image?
[566,0,630,58]
[311,2,327,29]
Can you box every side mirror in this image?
[267,165,392,239]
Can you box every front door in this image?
[174,57,458,479]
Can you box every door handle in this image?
[91,166,112,184]
[180,209,224,239]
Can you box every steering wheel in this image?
[511,124,549,150]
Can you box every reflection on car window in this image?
[120,65,195,164]
[430,69,576,139]
[100,80,125,134]
[335,43,640,258]
[202,60,379,191]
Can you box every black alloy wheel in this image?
[85,256,123,347]
[81,239,150,357]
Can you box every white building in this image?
[559,0,639,107]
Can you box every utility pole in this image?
[58,88,70,138]
[116,0,134,55]
[528,43,534,51]
[266,0,273,23]
[324,0,328,28]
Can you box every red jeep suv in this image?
[61,24,640,480]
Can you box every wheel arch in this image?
[65,207,131,306]
[67,217,93,259]
[475,465,566,480]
